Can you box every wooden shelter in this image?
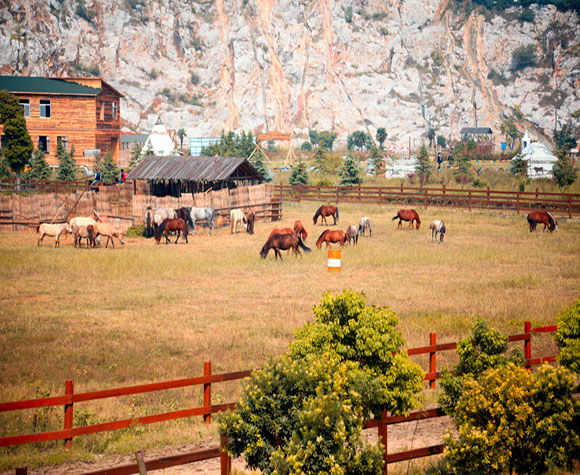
[127,155,264,197]
[459,127,493,142]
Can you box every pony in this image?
[294,220,308,241]
[429,220,446,243]
[392,209,421,230]
[246,209,256,235]
[74,224,96,248]
[95,222,125,248]
[316,229,347,248]
[189,207,218,235]
[359,217,372,237]
[260,232,310,259]
[230,208,246,234]
[37,223,72,247]
[345,225,359,246]
[155,218,188,244]
[313,205,339,225]
[527,210,558,233]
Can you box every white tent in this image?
[515,132,558,179]
[383,157,419,178]
[141,123,177,156]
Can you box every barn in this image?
[126,155,264,197]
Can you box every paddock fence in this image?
[1,322,559,474]
[276,183,580,218]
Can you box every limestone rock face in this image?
[1,0,578,146]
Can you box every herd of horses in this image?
[36,217,125,248]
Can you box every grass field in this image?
[1,202,579,469]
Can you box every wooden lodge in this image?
[127,155,264,197]
[0,76,123,167]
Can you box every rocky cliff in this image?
[1,0,579,147]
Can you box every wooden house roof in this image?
[127,155,264,182]
[460,127,493,135]
[0,76,123,97]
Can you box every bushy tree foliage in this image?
[317,131,337,151]
[555,298,580,375]
[251,152,272,183]
[23,148,51,181]
[219,290,424,474]
[338,155,362,186]
[56,140,77,181]
[427,127,436,148]
[100,151,120,183]
[445,364,580,475]
[376,127,387,150]
[510,44,538,72]
[128,143,144,171]
[368,145,383,176]
[509,154,528,178]
[436,135,447,148]
[439,320,524,411]
[347,131,373,152]
[300,141,312,151]
[553,124,577,152]
[312,147,327,175]
[500,117,521,149]
[0,152,15,181]
[415,144,433,186]
[288,157,309,186]
[552,148,577,191]
[201,130,255,158]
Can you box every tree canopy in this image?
[0,90,33,183]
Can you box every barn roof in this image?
[0,76,101,95]
[126,155,264,182]
[460,127,493,135]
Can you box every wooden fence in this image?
[1,322,558,474]
[276,183,580,217]
[0,180,92,194]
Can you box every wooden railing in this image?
[0,180,98,194]
[275,183,580,217]
[1,322,559,473]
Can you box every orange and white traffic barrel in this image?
[327,249,341,273]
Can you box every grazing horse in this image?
[392,209,421,230]
[230,208,246,234]
[294,220,308,241]
[260,232,310,259]
[246,209,256,235]
[429,220,446,243]
[75,225,95,248]
[37,223,72,247]
[345,225,359,246]
[527,210,558,233]
[189,207,218,236]
[359,217,372,237]
[313,205,339,225]
[155,218,188,244]
[95,222,125,248]
[316,229,347,248]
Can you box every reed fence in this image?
[276,183,580,217]
[1,322,558,474]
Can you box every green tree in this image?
[415,144,433,186]
[56,140,77,181]
[509,154,528,178]
[500,116,521,149]
[552,148,577,192]
[0,152,15,181]
[376,127,387,150]
[308,129,319,147]
[300,141,312,151]
[555,298,580,376]
[338,154,362,185]
[312,147,327,175]
[0,90,33,186]
[453,153,473,187]
[288,157,309,185]
[317,130,337,151]
[128,143,144,171]
[177,128,186,150]
[436,135,447,148]
[250,151,272,183]
[202,130,255,158]
[511,44,538,72]
[347,131,372,152]
[100,151,120,183]
[553,124,577,151]
[23,148,51,181]
[427,127,436,148]
[368,145,383,176]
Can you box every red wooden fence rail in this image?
[1,322,559,474]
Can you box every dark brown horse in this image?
[294,220,308,240]
[313,205,339,225]
[155,218,188,244]
[392,209,421,230]
[260,232,310,259]
[245,209,256,235]
[176,207,192,231]
[527,210,558,233]
[316,229,347,248]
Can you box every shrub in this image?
[300,141,312,151]
[511,44,537,72]
[555,298,580,375]
[125,225,145,238]
[338,155,363,186]
[445,364,580,474]
[288,157,309,186]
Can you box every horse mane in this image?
[546,211,556,227]
[156,219,166,236]
[316,229,329,241]
[313,206,323,220]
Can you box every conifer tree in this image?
[250,151,272,183]
[56,140,77,181]
[100,151,120,183]
[368,145,383,176]
[288,157,309,186]
[339,154,362,186]
[415,144,434,186]
[128,143,143,171]
[23,148,51,181]
[312,147,327,175]
[553,149,577,192]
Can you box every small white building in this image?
[383,157,419,178]
[516,131,558,179]
[141,122,177,156]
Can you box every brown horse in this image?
[345,225,359,246]
[527,210,558,233]
[313,205,339,225]
[246,209,256,235]
[155,218,188,244]
[316,229,347,248]
[267,227,294,240]
[260,232,310,259]
[294,220,308,240]
[392,209,421,230]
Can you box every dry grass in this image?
[0,202,579,468]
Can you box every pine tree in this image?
[56,140,77,181]
[128,143,143,171]
[509,155,528,178]
[0,152,15,181]
[553,149,577,192]
[368,145,383,176]
[339,155,362,186]
[23,148,51,181]
[251,151,272,183]
[100,151,120,183]
[312,147,327,175]
[288,157,309,186]
[415,144,434,186]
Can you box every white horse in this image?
[359,217,372,237]
[95,222,125,248]
[230,208,246,234]
[69,216,97,231]
[37,223,72,247]
[429,220,446,243]
[144,207,176,237]
[189,207,218,236]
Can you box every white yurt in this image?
[141,122,177,156]
[516,131,558,179]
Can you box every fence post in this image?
[516,192,520,215]
[378,187,383,204]
[64,379,74,448]
[335,186,339,204]
[317,183,321,201]
[400,182,403,203]
[358,183,361,200]
[279,182,282,203]
[569,196,572,218]
[429,332,436,390]
[204,361,212,424]
[468,190,472,212]
[220,435,232,475]
[442,184,446,204]
[535,187,538,202]
[524,321,531,365]
[487,186,490,207]
[298,185,302,204]
[424,188,428,209]
[379,409,388,474]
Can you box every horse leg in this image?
[165,232,170,244]
[175,230,180,244]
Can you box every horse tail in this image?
[392,214,399,220]
[298,235,311,253]
[335,206,339,223]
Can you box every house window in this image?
[112,102,118,120]
[58,136,69,151]
[19,99,30,117]
[100,102,105,120]
[39,100,51,118]
[38,136,49,153]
